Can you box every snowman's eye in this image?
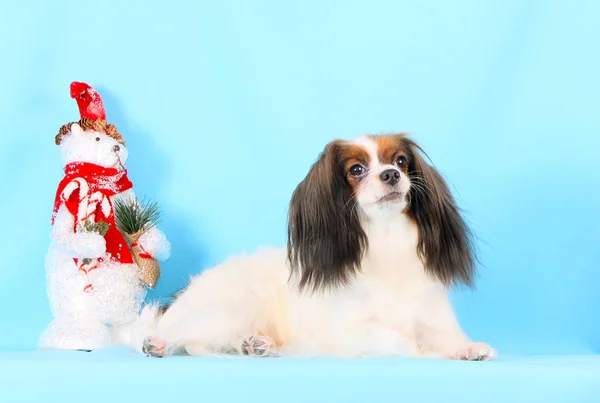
[95,137,100,142]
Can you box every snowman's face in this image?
[59,123,128,168]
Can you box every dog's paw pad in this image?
[241,334,275,357]
[448,342,496,361]
[142,337,167,358]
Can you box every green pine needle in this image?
[113,196,162,235]
[80,220,110,236]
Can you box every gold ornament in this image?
[113,197,163,289]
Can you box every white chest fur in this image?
[284,213,435,357]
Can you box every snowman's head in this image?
[56,120,128,169]
[56,82,129,169]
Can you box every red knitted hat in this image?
[70,81,106,121]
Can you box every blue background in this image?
[1,0,599,401]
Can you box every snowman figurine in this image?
[39,81,171,351]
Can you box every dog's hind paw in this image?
[447,342,497,361]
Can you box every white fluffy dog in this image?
[114,133,495,360]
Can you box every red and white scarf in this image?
[52,162,135,291]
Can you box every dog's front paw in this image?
[241,334,276,357]
[447,342,497,361]
[142,337,167,358]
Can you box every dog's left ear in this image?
[403,137,477,288]
[287,141,367,294]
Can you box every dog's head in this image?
[287,133,476,293]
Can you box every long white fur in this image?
[113,136,494,359]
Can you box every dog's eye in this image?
[95,137,100,142]
[395,155,407,169]
[349,164,366,177]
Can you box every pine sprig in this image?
[78,220,111,265]
[80,220,110,236]
[113,196,162,235]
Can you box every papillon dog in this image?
[113,133,496,360]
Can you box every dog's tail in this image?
[111,303,167,354]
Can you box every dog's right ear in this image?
[287,140,367,294]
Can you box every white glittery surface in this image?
[40,243,146,350]
[40,128,162,351]
[138,227,171,261]
[50,208,107,259]
[59,124,129,168]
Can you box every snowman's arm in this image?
[50,204,106,259]
[113,189,172,261]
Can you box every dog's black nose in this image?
[379,169,400,185]
[113,145,120,152]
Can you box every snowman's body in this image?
[39,83,171,350]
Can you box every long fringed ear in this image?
[287,141,367,294]
[404,137,477,288]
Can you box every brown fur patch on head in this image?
[337,143,371,189]
[371,133,411,173]
[55,117,125,146]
